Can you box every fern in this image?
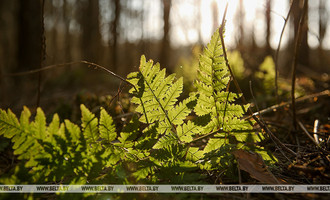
[194,29,246,132]
[0,105,125,184]
[128,56,186,134]
[0,24,276,187]
[127,56,199,147]
[191,28,271,172]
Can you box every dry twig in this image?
[244,90,329,120]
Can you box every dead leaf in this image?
[232,149,285,184]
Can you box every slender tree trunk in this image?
[63,0,72,62]
[318,0,327,67]
[292,0,309,67]
[236,0,245,50]
[160,0,171,69]
[110,0,120,71]
[81,0,102,62]
[265,0,272,55]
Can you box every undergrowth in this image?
[0,26,276,197]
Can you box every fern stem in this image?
[221,81,231,129]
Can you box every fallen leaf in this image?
[232,149,285,184]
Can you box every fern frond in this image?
[99,107,116,143]
[153,134,178,150]
[80,104,99,148]
[127,55,188,136]
[64,119,81,142]
[177,121,202,143]
[190,26,273,170]
[32,108,47,140]
[203,138,227,153]
[47,114,61,139]
[0,108,22,139]
[193,27,251,135]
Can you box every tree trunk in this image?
[160,0,171,69]
[18,0,42,71]
[318,0,327,68]
[63,0,72,62]
[236,0,245,50]
[265,0,271,55]
[110,0,120,71]
[80,0,102,62]
[292,0,309,67]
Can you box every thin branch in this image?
[313,119,320,145]
[297,120,320,148]
[274,0,294,104]
[3,60,150,125]
[3,60,134,88]
[291,0,308,130]
[244,90,329,120]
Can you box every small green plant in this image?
[256,56,306,101]
[0,26,276,187]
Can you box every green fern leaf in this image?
[168,96,195,125]
[177,121,202,143]
[47,114,60,138]
[64,119,81,142]
[193,27,252,137]
[185,147,204,162]
[153,134,178,149]
[32,108,46,140]
[99,107,116,143]
[19,106,32,132]
[203,138,227,153]
[0,108,21,139]
[127,55,188,137]
[80,104,99,148]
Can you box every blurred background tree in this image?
[0,0,329,112]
